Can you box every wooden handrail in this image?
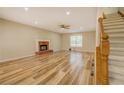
[103,13,106,19]
[118,11,124,17]
[95,17,109,85]
[98,17,104,35]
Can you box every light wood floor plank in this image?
[0,51,94,85]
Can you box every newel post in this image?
[95,17,110,85]
[100,32,109,84]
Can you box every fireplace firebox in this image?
[35,40,53,55]
[40,45,48,51]
[38,41,49,51]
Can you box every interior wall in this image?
[96,7,119,47]
[0,19,62,62]
[96,8,103,46]
[62,31,96,52]
[119,7,124,14]
[103,7,118,14]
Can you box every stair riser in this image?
[109,65,124,73]
[109,78,124,85]
[109,80,124,85]
[109,37,124,41]
[104,26,124,30]
[109,61,124,67]
[109,58,124,62]
[106,14,121,18]
[110,51,124,56]
[110,43,124,48]
[104,18,124,22]
[103,20,124,24]
[109,72,124,81]
[107,32,124,35]
[106,15,121,18]
[104,22,124,27]
[106,16,121,19]
[109,35,124,38]
[105,29,124,33]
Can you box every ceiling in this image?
[0,7,97,33]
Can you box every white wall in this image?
[62,31,96,52]
[0,19,62,62]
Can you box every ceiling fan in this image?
[59,24,70,29]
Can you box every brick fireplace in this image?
[35,40,53,55]
[39,41,49,51]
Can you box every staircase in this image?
[103,13,124,84]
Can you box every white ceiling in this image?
[0,7,97,33]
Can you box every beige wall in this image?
[96,7,119,46]
[62,31,96,52]
[119,7,124,14]
[103,7,118,14]
[0,18,96,62]
[0,19,62,62]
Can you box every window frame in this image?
[70,35,82,48]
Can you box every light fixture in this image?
[80,26,83,30]
[24,7,29,11]
[66,11,70,15]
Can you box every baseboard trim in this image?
[62,49,95,53]
[0,54,35,63]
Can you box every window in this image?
[70,35,82,47]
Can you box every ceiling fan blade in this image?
[59,24,70,29]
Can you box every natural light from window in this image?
[70,35,82,47]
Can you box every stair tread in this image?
[103,19,124,24]
[109,71,124,81]
[109,77,124,85]
[106,16,121,19]
[110,50,124,56]
[105,29,124,33]
[104,17,124,21]
[104,25,124,30]
[109,65,124,73]
[104,21,124,26]
[109,33,124,37]
[110,41,124,43]
[104,18,124,22]
[110,47,124,50]
[106,15,121,18]
[109,55,124,60]
[109,60,124,67]
[107,16,121,19]
[106,13,120,16]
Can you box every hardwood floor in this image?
[0,51,94,85]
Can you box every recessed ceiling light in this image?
[34,21,38,24]
[80,27,83,30]
[24,7,29,11]
[66,11,70,15]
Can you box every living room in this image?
[0,7,96,84]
